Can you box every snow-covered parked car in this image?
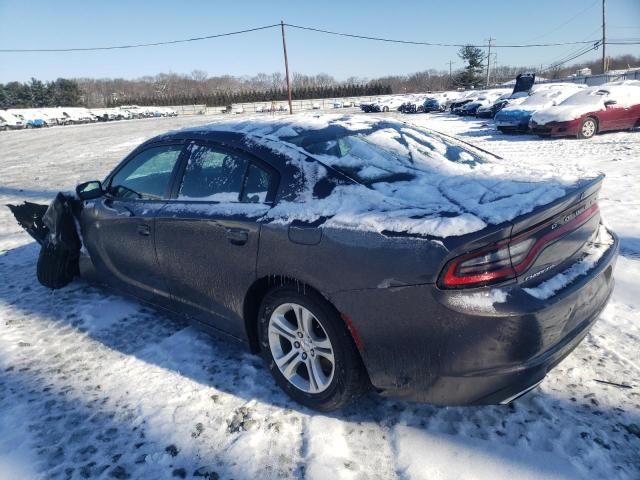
[423,96,447,112]
[9,109,47,128]
[477,91,531,119]
[495,83,586,133]
[371,96,405,113]
[459,90,511,117]
[10,114,618,411]
[0,110,25,129]
[530,81,640,139]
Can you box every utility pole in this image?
[447,60,454,85]
[492,52,498,84]
[280,20,293,115]
[485,37,494,87]
[601,0,607,73]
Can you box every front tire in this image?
[577,117,597,139]
[258,287,368,411]
[36,242,77,289]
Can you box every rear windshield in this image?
[287,126,486,185]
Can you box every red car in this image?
[529,81,640,139]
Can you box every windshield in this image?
[287,126,485,185]
[560,90,607,107]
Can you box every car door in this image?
[81,142,185,304]
[154,141,278,338]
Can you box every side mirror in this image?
[76,180,104,200]
[604,99,617,107]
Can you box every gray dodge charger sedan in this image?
[11,114,618,411]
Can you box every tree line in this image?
[1,52,637,109]
[106,83,392,108]
[0,78,83,109]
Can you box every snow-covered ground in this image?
[0,114,639,479]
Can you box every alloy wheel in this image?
[267,302,335,394]
[582,119,596,138]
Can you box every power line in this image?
[283,23,601,48]
[540,42,601,73]
[539,27,602,72]
[0,24,280,52]
[0,21,614,54]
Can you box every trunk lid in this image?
[509,175,603,284]
[439,175,604,288]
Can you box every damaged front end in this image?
[8,193,82,289]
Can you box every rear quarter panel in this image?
[256,224,450,293]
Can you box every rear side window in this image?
[109,144,182,200]
[178,144,275,203]
[179,144,248,201]
[241,163,274,203]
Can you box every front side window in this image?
[109,144,182,200]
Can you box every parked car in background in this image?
[360,102,376,113]
[423,96,447,112]
[0,110,25,129]
[372,96,405,112]
[496,83,586,133]
[9,110,47,128]
[11,115,618,411]
[530,81,640,139]
[481,91,531,119]
[461,91,511,117]
[450,92,486,114]
[312,102,321,110]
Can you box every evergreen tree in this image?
[457,45,485,88]
[29,78,48,107]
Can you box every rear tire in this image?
[577,117,597,139]
[36,242,77,289]
[258,286,368,411]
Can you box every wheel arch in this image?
[242,275,330,353]
[242,274,365,362]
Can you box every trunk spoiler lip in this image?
[508,173,604,238]
[437,174,605,264]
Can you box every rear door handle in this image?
[225,227,249,246]
[137,224,151,236]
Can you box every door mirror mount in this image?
[76,180,104,201]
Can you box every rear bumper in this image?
[330,229,618,405]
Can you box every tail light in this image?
[440,203,599,289]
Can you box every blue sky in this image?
[0,0,639,82]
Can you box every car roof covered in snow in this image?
[158,114,590,239]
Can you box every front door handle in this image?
[137,224,151,236]
[225,227,248,246]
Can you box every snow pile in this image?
[181,114,587,237]
[524,225,615,300]
[531,82,640,124]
